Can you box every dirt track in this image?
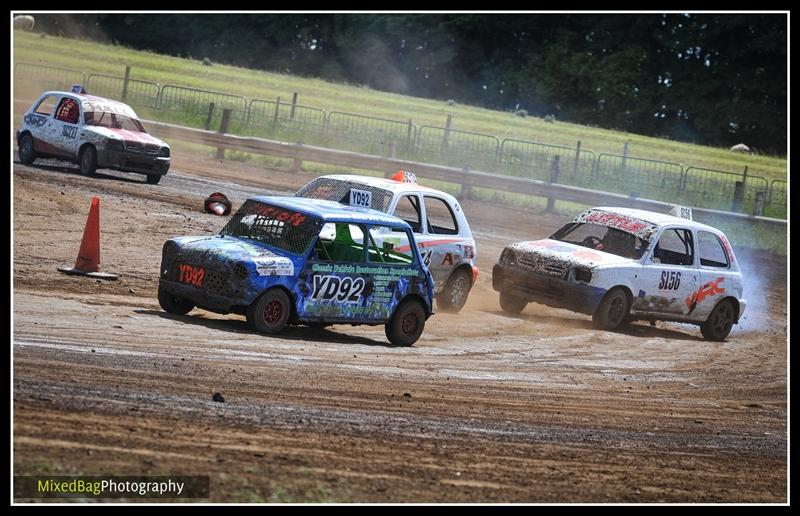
[12,153,787,502]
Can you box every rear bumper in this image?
[492,263,606,315]
[98,150,170,175]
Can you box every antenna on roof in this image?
[668,205,693,220]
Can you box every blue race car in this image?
[158,196,435,346]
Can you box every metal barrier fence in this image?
[13,62,787,217]
[86,74,160,109]
[13,63,85,93]
[416,126,500,171]
[768,179,787,207]
[595,154,685,201]
[499,139,596,185]
[683,167,769,212]
[245,98,326,142]
[158,85,248,129]
[325,112,417,156]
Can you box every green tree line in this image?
[30,13,787,155]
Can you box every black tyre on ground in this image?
[437,268,472,313]
[158,285,195,315]
[499,291,527,314]
[19,133,36,164]
[247,289,291,334]
[592,287,629,330]
[700,299,736,341]
[79,145,98,176]
[385,298,426,346]
[146,174,162,185]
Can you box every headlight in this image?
[574,267,592,283]
[159,146,170,157]
[106,139,124,152]
[500,248,516,265]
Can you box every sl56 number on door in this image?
[658,270,681,290]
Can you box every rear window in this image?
[220,200,322,255]
[296,178,392,212]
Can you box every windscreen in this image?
[220,200,322,255]
[84,111,146,132]
[551,222,649,260]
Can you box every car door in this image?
[386,194,427,265]
[420,195,462,286]
[691,230,736,321]
[636,227,699,317]
[300,222,373,322]
[52,96,82,158]
[28,94,71,158]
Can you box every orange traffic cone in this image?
[57,196,118,280]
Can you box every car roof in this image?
[39,91,138,118]
[586,207,724,234]
[317,174,455,198]
[250,196,413,229]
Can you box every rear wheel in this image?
[499,291,527,314]
[79,145,97,176]
[18,133,36,164]
[158,285,194,315]
[385,298,426,346]
[247,289,291,334]
[146,174,162,185]
[700,299,735,341]
[592,287,629,330]
[437,268,471,313]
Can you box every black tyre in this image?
[247,289,291,334]
[158,285,194,315]
[592,287,629,330]
[19,133,36,164]
[385,298,426,346]
[146,174,162,185]
[437,268,472,313]
[700,299,736,341]
[79,145,98,176]
[499,291,527,314]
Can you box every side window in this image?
[424,196,458,235]
[393,195,422,233]
[367,225,415,265]
[698,231,730,268]
[34,95,59,116]
[653,229,694,266]
[55,97,80,124]
[313,223,365,263]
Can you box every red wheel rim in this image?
[263,299,283,326]
[401,311,419,335]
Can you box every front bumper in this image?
[492,263,606,315]
[98,150,170,175]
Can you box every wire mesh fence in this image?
[499,139,596,186]
[324,112,417,156]
[85,74,160,109]
[14,63,85,94]
[245,98,326,142]
[157,85,248,131]
[416,126,500,171]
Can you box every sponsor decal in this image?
[685,277,725,314]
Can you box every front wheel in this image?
[19,133,36,164]
[592,287,629,330]
[499,291,527,314]
[158,285,194,315]
[700,299,735,341]
[437,268,472,313]
[385,298,426,346]
[146,174,162,185]
[247,289,291,334]
[79,146,98,176]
